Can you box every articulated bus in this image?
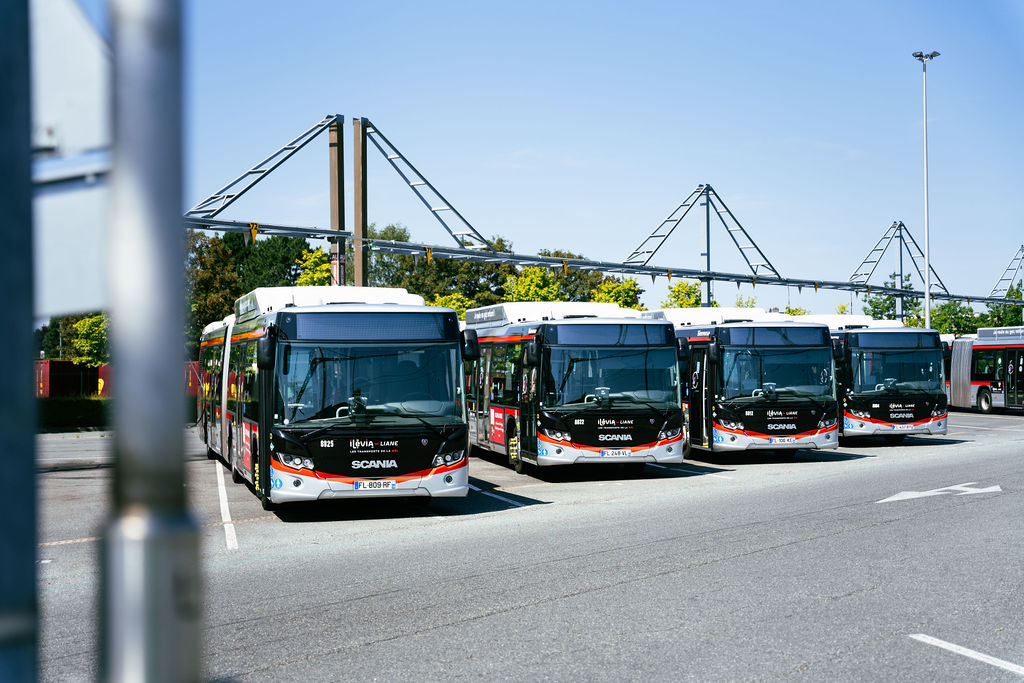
[946,326,1024,413]
[464,302,685,473]
[667,320,840,452]
[831,327,948,441]
[197,286,479,509]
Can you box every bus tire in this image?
[231,456,244,484]
[507,427,525,474]
[260,494,277,512]
[204,421,216,460]
[977,388,992,414]
[682,434,692,459]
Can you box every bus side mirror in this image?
[676,338,689,361]
[257,326,277,370]
[832,338,843,361]
[707,341,719,366]
[942,342,951,360]
[525,339,540,367]
[461,329,480,361]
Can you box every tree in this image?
[930,300,981,335]
[296,248,332,286]
[735,294,757,308]
[224,233,310,291]
[835,303,850,315]
[537,249,604,301]
[40,313,91,359]
[783,306,810,316]
[862,273,922,324]
[592,277,645,310]
[509,267,562,302]
[399,234,517,308]
[71,313,110,367]
[983,280,1023,328]
[185,230,242,359]
[661,280,703,308]
[428,292,473,319]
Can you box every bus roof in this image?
[465,301,641,328]
[643,307,787,325]
[975,326,1024,342]
[234,286,424,322]
[791,313,901,330]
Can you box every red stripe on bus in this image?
[842,411,947,427]
[713,422,837,439]
[230,329,266,343]
[537,433,682,452]
[479,334,536,343]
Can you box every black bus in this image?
[832,327,947,442]
[464,302,685,473]
[198,286,479,509]
[677,322,840,453]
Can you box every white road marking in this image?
[954,424,1024,432]
[877,482,1002,504]
[214,463,239,550]
[675,466,732,479]
[468,484,526,508]
[909,634,1024,676]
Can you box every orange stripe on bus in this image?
[479,334,536,343]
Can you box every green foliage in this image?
[592,277,645,310]
[296,248,333,286]
[398,234,517,308]
[37,397,108,431]
[537,249,604,301]
[510,267,562,302]
[735,294,758,308]
[862,273,922,324]
[185,231,241,359]
[662,280,703,308]
[783,306,810,316]
[428,292,474,319]
[930,300,981,335]
[71,314,109,367]
[349,223,416,287]
[835,303,850,315]
[224,233,309,291]
[983,281,1023,328]
[39,313,92,359]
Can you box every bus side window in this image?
[972,350,995,381]
[242,343,258,421]
[490,345,506,402]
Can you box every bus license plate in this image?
[354,479,397,490]
[892,424,915,431]
[769,437,795,444]
[601,449,631,457]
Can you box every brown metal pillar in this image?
[352,117,369,287]
[328,118,345,285]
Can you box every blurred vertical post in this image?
[329,116,346,285]
[353,117,369,287]
[0,0,37,679]
[102,0,200,680]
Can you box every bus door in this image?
[1008,348,1024,408]
[519,358,538,459]
[479,346,493,445]
[687,345,709,448]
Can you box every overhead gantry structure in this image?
[183,114,1021,307]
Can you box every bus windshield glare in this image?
[542,346,680,407]
[850,348,944,394]
[721,347,834,401]
[274,342,464,425]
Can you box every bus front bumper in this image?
[711,425,839,451]
[533,436,685,466]
[267,463,469,504]
[842,412,948,436]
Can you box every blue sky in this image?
[88,0,1024,313]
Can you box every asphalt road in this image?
[36,411,1024,681]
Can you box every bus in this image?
[197,286,479,509]
[464,302,685,473]
[946,326,1024,413]
[670,320,840,452]
[831,327,948,442]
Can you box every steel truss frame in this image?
[990,245,1024,297]
[849,220,949,295]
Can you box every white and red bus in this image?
[946,326,1024,413]
[197,286,479,509]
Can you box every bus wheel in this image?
[883,434,905,445]
[231,458,244,484]
[977,388,993,414]
[682,435,692,459]
[507,431,525,474]
[260,494,277,512]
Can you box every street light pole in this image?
[913,50,939,329]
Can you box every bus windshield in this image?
[542,346,680,408]
[274,342,463,426]
[850,348,944,394]
[721,346,834,401]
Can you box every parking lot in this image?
[37,411,1024,680]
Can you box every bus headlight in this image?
[817,416,837,429]
[432,450,465,467]
[658,427,681,440]
[542,428,571,442]
[277,453,314,470]
[848,409,870,419]
[719,419,744,431]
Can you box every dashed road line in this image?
[909,634,1024,676]
[215,462,239,550]
[468,483,526,508]
[39,515,274,548]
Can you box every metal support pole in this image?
[898,223,905,322]
[329,119,346,285]
[103,1,200,680]
[352,117,368,287]
[0,1,37,678]
[914,51,939,329]
[702,187,711,307]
